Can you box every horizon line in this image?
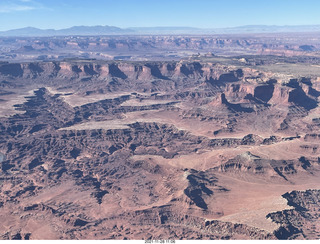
[2,24,320,32]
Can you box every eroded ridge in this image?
[0,57,319,240]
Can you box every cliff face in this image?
[1,60,318,109]
[0,58,320,240]
[267,190,320,240]
[0,61,228,81]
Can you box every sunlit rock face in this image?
[0,55,320,240]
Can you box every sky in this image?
[1,0,320,31]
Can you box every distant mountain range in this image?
[1,25,320,36]
[0,26,134,36]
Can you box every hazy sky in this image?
[1,0,320,31]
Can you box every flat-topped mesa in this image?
[0,61,252,82]
[1,56,320,240]
[0,60,319,111]
[3,35,320,59]
[1,60,319,84]
[215,153,320,183]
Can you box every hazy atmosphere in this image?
[0,0,320,241]
[1,0,320,30]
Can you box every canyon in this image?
[1,33,320,62]
[0,39,319,240]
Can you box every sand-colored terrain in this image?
[0,56,319,240]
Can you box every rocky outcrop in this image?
[183,169,227,210]
[0,57,320,240]
[267,190,320,240]
[104,207,276,240]
[215,153,320,182]
[0,60,318,114]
